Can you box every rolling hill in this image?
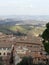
[8,25,46,36]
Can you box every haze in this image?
[0,0,49,16]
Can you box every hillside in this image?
[0,26,26,36]
[0,19,46,36]
[9,25,33,33]
[9,25,46,36]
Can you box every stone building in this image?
[13,35,47,64]
[0,32,48,64]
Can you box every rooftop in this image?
[0,32,43,48]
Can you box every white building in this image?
[0,43,11,57]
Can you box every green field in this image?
[9,25,33,33]
[9,25,46,36]
[0,25,46,36]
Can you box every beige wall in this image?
[0,48,11,56]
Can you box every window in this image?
[40,52,42,55]
[38,58,40,60]
[7,52,10,55]
[43,59,46,61]
[3,53,5,55]
[0,53,1,55]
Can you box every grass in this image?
[30,27,46,36]
[9,25,32,34]
[0,25,45,36]
[9,25,46,36]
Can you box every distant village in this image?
[0,32,49,65]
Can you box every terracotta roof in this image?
[32,53,41,58]
[0,42,12,48]
[41,55,46,59]
[14,36,42,45]
[0,33,43,48]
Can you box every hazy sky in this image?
[0,0,49,16]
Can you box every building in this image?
[0,33,13,65]
[12,35,47,64]
[0,32,48,64]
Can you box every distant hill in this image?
[0,24,46,37]
[0,26,27,36]
[0,15,48,36]
[0,15,49,26]
[0,19,46,27]
[9,25,46,36]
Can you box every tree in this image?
[42,22,49,54]
[0,57,3,65]
[46,23,49,29]
[17,56,33,65]
[9,46,14,64]
[42,22,49,42]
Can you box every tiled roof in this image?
[0,42,12,48]
[14,36,42,45]
[0,33,43,48]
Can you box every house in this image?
[12,35,47,64]
[0,32,48,64]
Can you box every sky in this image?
[0,0,49,16]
